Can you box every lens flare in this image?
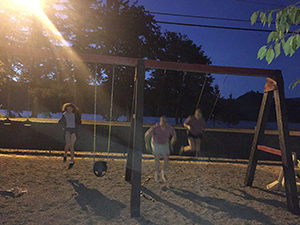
[12,0,44,15]
[11,0,90,75]
[4,0,91,79]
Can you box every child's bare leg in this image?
[154,155,160,181]
[64,144,70,156]
[154,155,160,173]
[195,139,201,157]
[161,154,169,182]
[184,137,195,152]
[70,133,77,163]
[163,154,168,172]
[64,132,71,158]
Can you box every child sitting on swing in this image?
[180,108,205,157]
[145,116,176,183]
[59,103,81,169]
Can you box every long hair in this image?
[61,103,81,124]
[62,103,80,114]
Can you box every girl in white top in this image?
[59,103,81,169]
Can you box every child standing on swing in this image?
[145,116,176,183]
[59,103,81,169]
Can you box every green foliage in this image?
[266,46,275,63]
[274,42,281,58]
[250,11,259,25]
[267,11,273,27]
[289,79,300,89]
[257,45,267,60]
[251,3,300,87]
[251,4,300,63]
[267,31,278,43]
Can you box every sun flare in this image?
[9,0,90,76]
[12,0,45,15]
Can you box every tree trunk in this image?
[31,96,39,118]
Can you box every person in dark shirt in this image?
[180,109,205,157]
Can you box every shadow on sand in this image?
[169,187,276,225]
[0,191,15,198]
[211,187,286,209]
[211,186,286,209]
[141,186,213,225]
[135,216,159,225]
[68,180,125,219]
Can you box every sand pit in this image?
[0,153,299,225]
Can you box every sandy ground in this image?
[0,153,300,225]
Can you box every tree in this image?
[0,0,163,118]
[0,0,218,123]
[92,0,164,120]
[0,0,71,116]
[214,94,241,125]
[251,3,300,87]
[146,32,216,123]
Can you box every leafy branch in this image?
[251,4,300,64]
[289,79,300,89]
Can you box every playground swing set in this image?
[145,70,227,155]
[0,45,299,217]
[91,64,117,177]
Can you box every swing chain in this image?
[93,64,98,163]
[195,75,207,110]
[107,65,116,155]
[208,74,228,121]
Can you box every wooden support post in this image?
[273,73,299,214]
[125,117,134,182]
[130,59,145,217]
[244,91,273,186]
[125,67,138,183]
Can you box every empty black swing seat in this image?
[93,161,107,177]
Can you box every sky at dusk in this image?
[136,0,300,98]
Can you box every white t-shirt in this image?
[64,112,76,128]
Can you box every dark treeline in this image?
[0,0,297,124]
[213,91,300,124]
[233,91,300,123]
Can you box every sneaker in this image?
[68,162,75,169]
[161,171,168,183]
[154,172,160,182]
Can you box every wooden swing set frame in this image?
[1,46,299,216]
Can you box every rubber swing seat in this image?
[93,161,107,177]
